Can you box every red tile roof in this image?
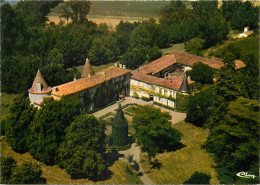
[52,66,130,97]
[28,70,52,94]
[136,54,177,74]
[131,51,246,91]
[171,51,224,69]
[131,71,194,91]
[234,59,246,69]
[171,51,246,70]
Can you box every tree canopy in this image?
[190,62,214,84]
[27,95,83,165]
[58,115,106,180]
[204,97,259,183]
[185,89,214,127]
[133,105,182,158]
[183,172,211,184]
[5,95,37,153]
[1,156,46,184]
[220,0,259,30]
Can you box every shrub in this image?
[132,160,139,172]
[127,155,134,163]
[141,96,150,101]
[183,172,211,184]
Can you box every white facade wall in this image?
[130,78,178,107]
[29,93,50,105]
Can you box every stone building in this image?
[130,51,245,108]
[29,59,131,110]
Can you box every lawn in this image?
[161,43,185,55]
[1,136,142,184]
[202,36,259,60]
[140,121,219,184]
[1,93,17,119]
[124,106,137,114]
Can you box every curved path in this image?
[119,143,155,184]
[93,97,187,184]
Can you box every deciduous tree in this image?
[204,97,259,183]
[27,95,83,165]
[5,95,37,153]
[183,172,211,184]
[190,62,214,84]
[58,115,106,180]
[185,89,214,127]
[133,105,182,158]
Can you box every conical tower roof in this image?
[81,58,95,78]
[114,103,127,127]
[179,73,190,94]
[28,70,52,94]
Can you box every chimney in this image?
[74,77,77,81]
[119,64,122,68]
[114,63,118,67]
[244,27,249,33]
[123,65,126,69]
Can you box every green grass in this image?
[1,93,17,119]
[1,136,142,184]
[203,36,259,60]
[124,106,137,114]
[161,43,185,55]
[140,121,220,184]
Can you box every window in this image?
[164,89,167,95]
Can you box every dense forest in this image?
[1,0,259,184]
[2,0,258,94]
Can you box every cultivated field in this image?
[47,15,148,29]
[140,121,220,184]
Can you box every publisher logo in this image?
[236,171,256,179]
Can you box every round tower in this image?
[28,70,52,105]
[112,103,128,147]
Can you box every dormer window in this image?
[37,82,42,92]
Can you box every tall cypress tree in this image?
[112,103,128,146]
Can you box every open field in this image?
[202,36,259,59]
[47,15,148,29]
[161,43,186,55]
[50,1,171,18]
[140,121,219,184]
[1,136,142,184]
